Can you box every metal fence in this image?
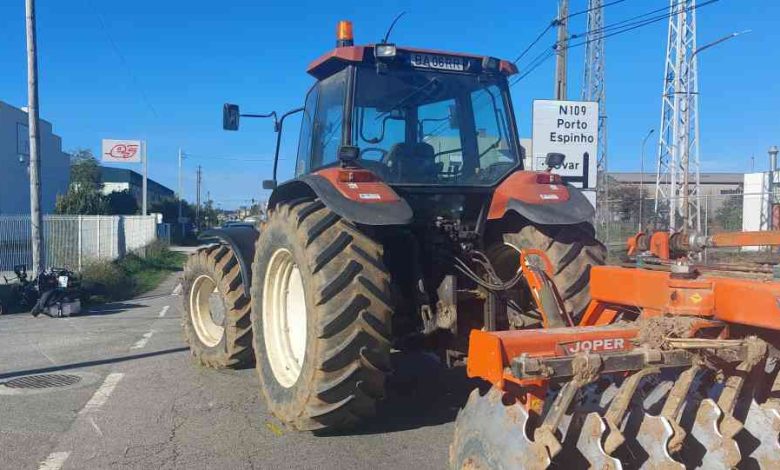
[0,215,159,271]
[596,191,772,253]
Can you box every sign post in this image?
[101,139,147,215]
[532,100,598,191]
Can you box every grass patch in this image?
[81,240,186,303]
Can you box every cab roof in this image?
[307,45,518,80]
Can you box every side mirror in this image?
[223,103,240,131]
[545,152,565,170]
[262,180,277,190]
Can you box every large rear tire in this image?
[492,220,606,321]
[251,199,393,431]
[181,244,254,368]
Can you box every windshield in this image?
[351,68,519,186]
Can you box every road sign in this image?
[532,100,598,189]
[102,139,142,163]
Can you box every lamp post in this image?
[681,30,751,230]
[639,128,655,231]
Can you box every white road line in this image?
[80,372,124,415]
[131,330,155,350]
[158,305,170,317]
[171,283,182,296]
[38,451,70,470]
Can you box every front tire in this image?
[251,199,393,431]
[181,244,254,368]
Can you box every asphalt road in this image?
[0,273,476,470]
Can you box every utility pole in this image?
[25,0,44,275]
[655,0,700,232]
[177,148,185,234]
[769,145,778,230]
[582,0,607,234]
[196,165,202,230]
[638,129,655,231]
[554,0,569,100]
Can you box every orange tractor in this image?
[177,20,780,468]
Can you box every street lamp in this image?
[639,128,655,231]
[680,30,751,231]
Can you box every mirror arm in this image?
[271,107,305,183]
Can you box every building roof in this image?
[100,167,175,197]
[609,172,744,185]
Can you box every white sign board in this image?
[102,139,142,163]
[532,100,598,188]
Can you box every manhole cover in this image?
[4,373,82,389]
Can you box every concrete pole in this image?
[195,165,202,230]
[177,147,184,235]
[770,145,778,230]
[554,0,569,100]
[25,0,44,275]
[142,141,148,215]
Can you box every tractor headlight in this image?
[375,44,397,60]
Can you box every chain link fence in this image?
[0,215,160,272]
[596,191,772,256]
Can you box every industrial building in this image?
[0,100,70,215]
[100,167,175,206]
[609,172,743,212]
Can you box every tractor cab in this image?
[299,21,523,188]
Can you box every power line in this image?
[510,0,720,86]
[513,0,633,64]
[182,153,288,162]
[84,0,159,119]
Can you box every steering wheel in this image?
[359,147,388,161]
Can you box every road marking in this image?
[80,372,124,414]
[131,330,155,349]
[38,451,69,470]
[172,283,182,296]
[159,305,170,317]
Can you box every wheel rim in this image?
[189,274,226,347]
[263,248,308,388]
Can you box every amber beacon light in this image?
[336,20,354,47]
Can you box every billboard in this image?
[532,100,598,188]
[102,139,142,163]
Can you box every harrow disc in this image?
[451,363,780,470]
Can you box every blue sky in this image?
[1,0,778,208]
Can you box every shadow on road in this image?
[0,347,189,380]
[79,302,147,316]
[336,350,483,436]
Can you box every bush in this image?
[81,259,135,303]
[81,242,186,303]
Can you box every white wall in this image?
[0,101,70,215]
[743,172,769,231]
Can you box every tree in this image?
[105,189,139,215]
[199,200,220,228]
[55,149,110,215]
[714,193,743,231]
[149,197,195,224]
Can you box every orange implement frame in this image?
[467,263,780,389]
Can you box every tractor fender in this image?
[199,226,259,293]
[487,171,594,225]
[269,169,413,226]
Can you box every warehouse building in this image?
[100,167,175,206]
[0,101,70,215]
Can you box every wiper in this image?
[374,77,439,121]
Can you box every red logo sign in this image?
[105,144,139,160]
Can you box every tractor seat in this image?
[385,142,440,183]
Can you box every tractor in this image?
[181,20,605,434]
[181,20,780,469]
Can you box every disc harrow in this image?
[451,230,780,469]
